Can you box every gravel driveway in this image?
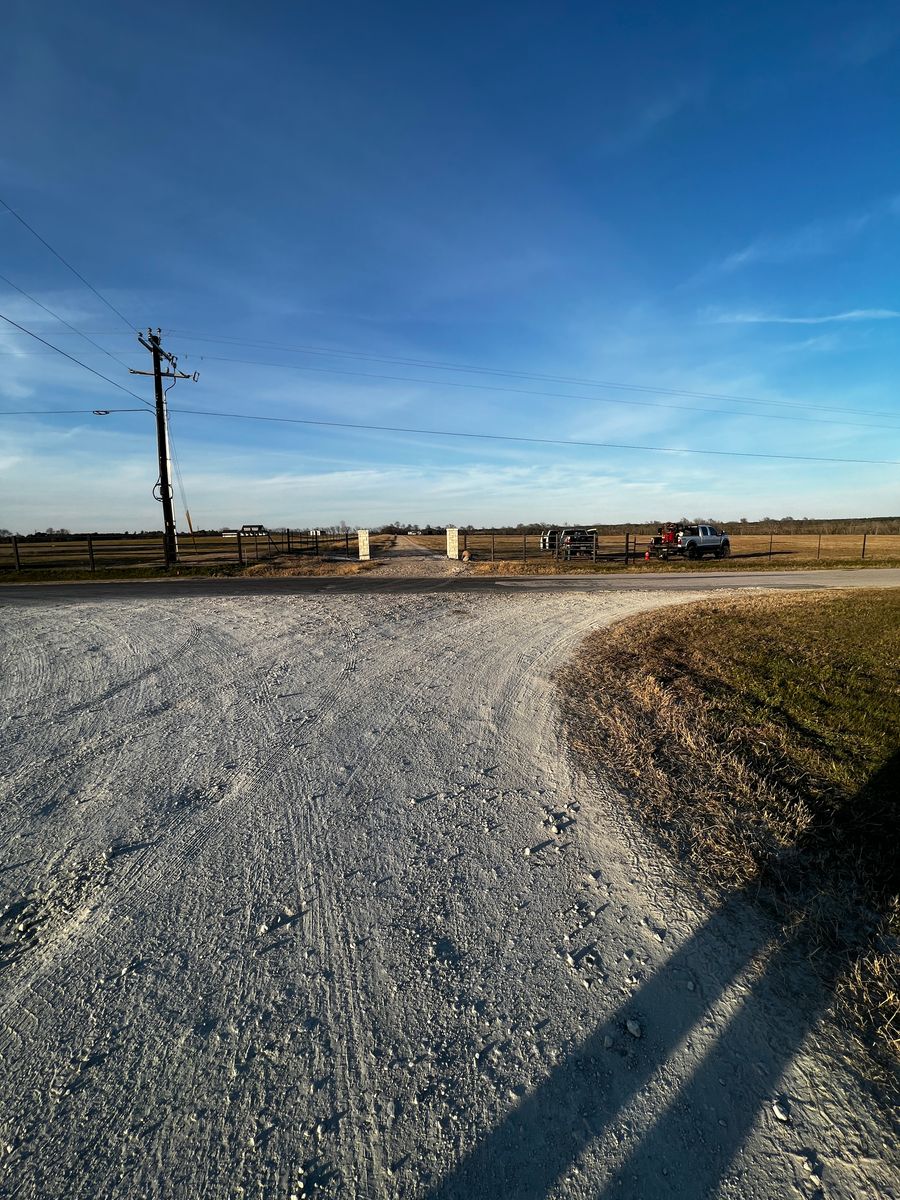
[0,590,894,1199]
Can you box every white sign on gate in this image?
[358,529,370,560]
[446,526,459,560]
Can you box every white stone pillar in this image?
[358,529,370,560]
[446,527,459,559]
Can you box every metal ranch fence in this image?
[434,531,900,564]
[2,529,898,574]
[0,529,358,573]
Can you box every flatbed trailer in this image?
[645,523,731,561]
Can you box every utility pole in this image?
[130,330,197,566]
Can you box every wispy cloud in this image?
[692,194,900,285]
[778,334,842,355]
[711,308,900,325]
[716,212,873,274]
[597,81,706,154]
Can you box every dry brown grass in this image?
[560,590,900,1075]
[242,556,380,578]
[468,557,900,575]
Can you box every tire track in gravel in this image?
[0,609,232,831]
[280,600,458,1198]
[1,599,370,1200]
[282,592,605,1196]
[295,593,525,1193]
[0,605,360,1031]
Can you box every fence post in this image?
[816,533,821,561]
[463,531,467,551]
[861,533,867,560]
[237,531,244,566]
[315,530,320,556]
[287,528,292,553]
[345,530,350,556]
[12,536,21,571]
[592,533,597,563]
[522,532,527,564]
[624,531,629,562]
[88,535,95,573]
[491,533,495,562]
[768,533,773,560]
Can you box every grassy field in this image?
[561,589,900,1073]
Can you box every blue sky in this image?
[1,0,898,531]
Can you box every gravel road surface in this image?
[1,588,895,1199]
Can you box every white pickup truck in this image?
[646,524,731,561]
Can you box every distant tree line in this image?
[376,517,900,535]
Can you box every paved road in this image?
[1,567,898,605]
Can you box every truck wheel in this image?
[715,541,731,559]
[685,543,699,560]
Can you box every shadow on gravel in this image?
[425,756,898,1200]
[424,888,821,1200]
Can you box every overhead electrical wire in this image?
[2,400,897,463]
[0,312,151,407]
[184,354,899,433]
[0,407,149,415]
[165,406,900,466]
[0,195,135,331]
[168,330,896,421]
[13,322,896,423]
[0,271,133,369]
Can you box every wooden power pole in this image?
[130,330,197,566]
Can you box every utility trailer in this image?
[645,523,731,561]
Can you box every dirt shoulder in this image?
[560,588,900,1082]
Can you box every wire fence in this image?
[428,531,900,564]
[2,529,898,574]
[0,529,359,573]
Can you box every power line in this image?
[0,330,132,337]
[185,354,899,433]
[0,271,132,369]
[0,312,152,406]
[166,405,900,466]
[29,324,897,423]
[169,329,896,421]
[0,407,148,415]
[0,196,136,331]
[0,348,143,356]
[3,399,897,463]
